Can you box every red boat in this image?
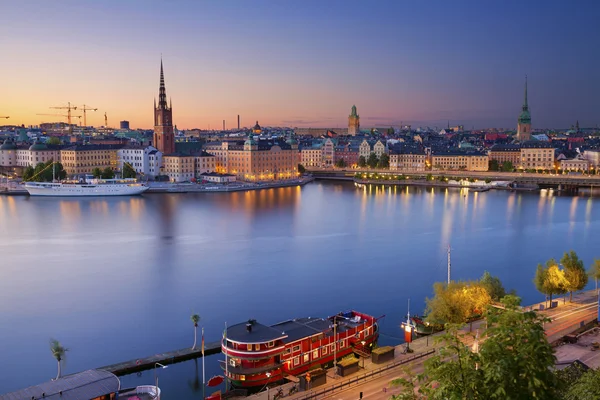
[220,310,380,389]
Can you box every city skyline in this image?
[1,0,599,130]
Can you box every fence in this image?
[293,349,435,400]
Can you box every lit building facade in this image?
[520,141,554,170]
[488,144,521,167]
[431,151,489,171]
[300,143,323,167]
[162,154,195,182]
[117,145,162,178]
[60,144,122,175]
[389,148,427,172]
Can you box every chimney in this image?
[223,120,225,131]
[237,115,240,130]
[246,323,252,332]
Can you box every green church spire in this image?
[518,76,531,124]
[523,75,528,110]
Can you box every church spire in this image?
[523,75,528,111]
[158,58,168,110]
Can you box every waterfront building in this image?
[153,59,175,156]
[389,146,427,172]
[199,172,236,183]
[373,140,386,158]
[0,138,17,168]
[348,105,360,136]
[322,138,335,167]
[204,136,297,181]
[431,151,488,171]
[516,77,532,142]
[583,150,600,168]
[117,145,162,178]
[60,144,122,175]
[520,141,554,170]
[162,153,195,182]
[194,151,216,176]
[488,144,521,167]
[359,139,371,160]
[559,155,590,172]
[334,143,360,167]
[300,141,323,167]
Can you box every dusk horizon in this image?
[1,0,599,130]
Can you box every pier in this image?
[98,340,222,376]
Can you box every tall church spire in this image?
[523,75,528,111]
[158,58,168,110]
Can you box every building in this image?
[252,121,262,134]
[373,140,386,158]
[204,135,298,181]
[431,151,489,171]
[334,143,359,167]
[389,146,427,172]
[199,172,236,183]
[60,144,122,175]
[488,144,521,167]
[194,151,216,176]
[348,105,360,136]
[359,140,371,160]
[117,145,162,178]
[322,138,335,167]
[300,141,323,167]
[560,155,590,172]
[294,127,348,137]
[162,153,195,182]
[153,59,175,156]
[583,150,600,168]
[520,141,554,170]
[516,77,532,142]
[120,120,130,130]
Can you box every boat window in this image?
[268,341,274,348]
[330,344,335,352]
[292,345,300,353]
[312,350,318,359]
[340,340,346,348]
[247,344,252,351]
[303,354,309,363]
[293,357,299,366]
[255,343,260,351]
[322,346,328,355]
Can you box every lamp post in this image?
[265,372,271,400]
[154,362,168,399]
[360,341,366,369]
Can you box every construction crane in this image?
[80,105,97,127]
[0,116,9,119]
[36,113,82,127]
[49,102,77,125]
[104,112,108,127]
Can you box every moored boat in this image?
[25,177,149,197]
[220,310,381,390]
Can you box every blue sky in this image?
[1,0,599,129]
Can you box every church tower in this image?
[348,105,360,136]
[516,76,532,142]
[153,59,175,155]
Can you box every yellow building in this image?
[60,144,121,175]
[488,144,521,167]
[204,135,298,181]
[431,152,488,171]
[520,142,554,170]
[389,149,427,172]
[162,154,195,182]
[194,152,216,176]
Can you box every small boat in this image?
[469,187,490,192]
[409,315,443,336]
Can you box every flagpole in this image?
[225,321,228,393]
[202,327,205,400]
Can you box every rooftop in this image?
[226,319,287,344]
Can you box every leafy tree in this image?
[425,281,491,325]
[191,314,200,350]
[489,159,499,171]
[501,161,514,172]
[534,259,569,307]
[378,153,390,169]
[46,136,61,145]
[479,271,506,301]
[561,250,588,302]
[589,258,600,295]
[22,166,34,181]
[101,167,114,179]
[122,162,137,179]
[564,368,600,400]
[335,158,346,168]
[555,361,589,400]
[297,164,306,174]
[367,152,378,169]
[50,339,68,380]
[92,168,102,178]
[357,156,366,168]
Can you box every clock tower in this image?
[516,76,532,142]
[153,59,175,155]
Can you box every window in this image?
[293,357,299,366]
[322,346,328,355]
[340,340,346,348]
[292,345,301,353]
[303,354,309,363]
[313,349,319,359]
[255,344,261,351]
[268,341,274,348]
[331,344,335,352]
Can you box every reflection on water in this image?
[0,182,598,398]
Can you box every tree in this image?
[50,339,68,380]
[479,271,506,301]
[101,167,114,179]
[122,162,137,179]
[22,166,34,181]
[378,153,390,169]
[46,137,61,145]
[92,168,102,178]
[396,295,559,400]
[358,156,366,168]
[489,159,499,171]
[589,258,600,295]
[564,368,600,400]
[534,259,569,307]
[561,250,588,302]
[335,158,346,168]
[367,152,378,169]
[191,314,200,350]
[425,281,491,325]
[501,161,514,172]
[297,164,306,174]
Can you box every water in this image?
[0,182,598,398]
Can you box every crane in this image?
[80,105,97,127]
[0,116,9,119]
[104,112,108,127]
[49,102,77,125]
[36,113,82,128]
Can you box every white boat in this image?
[25,177,149,197]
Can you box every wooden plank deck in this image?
[99,340,222,376]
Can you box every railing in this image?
[136,385,160,398]
[293,349,435,400]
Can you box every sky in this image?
[1,0,599,130]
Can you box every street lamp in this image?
[360,341,366,368]
[265,372,272,400]
[154,362,168,399]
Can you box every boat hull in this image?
[25,183,149,197]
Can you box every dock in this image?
[99,340,222,376]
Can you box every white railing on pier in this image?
[136,385,161,398]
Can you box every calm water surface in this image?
[0,182,598,398]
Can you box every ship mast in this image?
[52,162,56,183]
[447,244,451,285]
